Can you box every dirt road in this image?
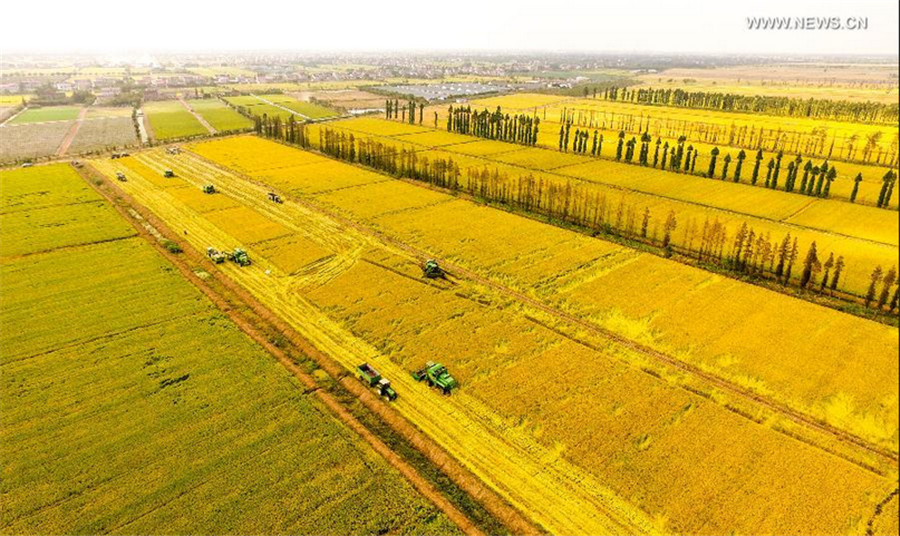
[177,96,217,134]
[56,107,88,157]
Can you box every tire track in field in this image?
[90,151,659,536]
[251,94,310,119]
[76,160,491,536]
[182,146,899,469]
[56,107,88,157]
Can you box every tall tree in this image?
[707,147,720,178]
[820,253,834,292]
[751,149,763,185]
[800,242,819,289]
[850,173,863,203]
[878,266,897,310]
[865,266,883,308]
[734,150,746,182]
[830,256,845,292]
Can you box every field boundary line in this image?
[75,161,538,536]
[187,146,899,468]
[0,106,27,126]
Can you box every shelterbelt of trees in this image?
[596,86,898,125]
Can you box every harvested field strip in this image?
[315,120,899,296]
[91,147,898,535]
[185,139,899,454]
[92,151,661,536]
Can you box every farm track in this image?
[0,107,27,126]
[251,94,310,120]
[181,146,899,469]
[91,151,662,536]
[177,97,217,135]
[56,108,88,157]
[329,120,899,249]
[73,161,492,536]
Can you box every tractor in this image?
[227,248,251,266]
[116,172,127,182]
[164,169,175,178]
[202,184,216,194]
[422,259,443,279]
[356,363,398,401]
[412,361,458,395]
[206,247,225,264]
[267,192,283,204]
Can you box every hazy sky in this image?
[1,0,897,56]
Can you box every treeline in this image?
[599,86,898,125]
[385,99,425,125]
[255,122,898,313]
[557,126,898,208]
[557,106,898,167]
[446,105,539,146]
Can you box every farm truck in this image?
[206,247,225,264]
[356,363,398,401]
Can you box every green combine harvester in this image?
[164,169,175,178]
[356,363,398,401]
[202,184,216,194]
[115,172,127,182]
[412,361,458,394]
[422,259,443,279]
[228,248,251,266]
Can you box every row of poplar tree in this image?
[592,86,897,125]
[558,124,897,208]
[445,105,540,146]
[255,119,897,314]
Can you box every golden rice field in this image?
[0,163,460,535]
[84,138,899,535]
[302,117,899,297]
[427,94,897,203]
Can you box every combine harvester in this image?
[356,363,398,401]
[206,247,225,264]
[207,247,250,266]
[422,259,444,279]
[412,361,458,395]
[267,192,283,204]
[164,169,176,178]
[202,184,216,194]
[115,172,127,182]
[227,248,251,266]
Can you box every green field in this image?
[262,95,338,119]
[223,94,338,120]
[143,100,208,140]
[8,106,81,124]
[190,98,254,131]
[0,164,459,535]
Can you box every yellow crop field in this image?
[300,119,899,296]
[86,141,899,536]
[0,163,459,535]
[205,205,292,244]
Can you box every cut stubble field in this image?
[87,138,899,535]
[309,117,899,298]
